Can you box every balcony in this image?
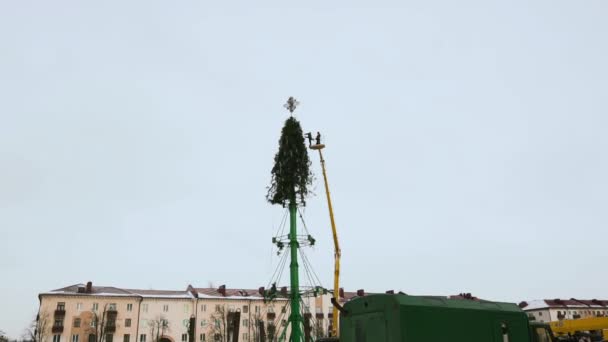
[52,325,64,333]
[106,308,118,319]
[316,313,324,319]
[54,309,66,317]
[105,324,116,333]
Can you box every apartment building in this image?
[519,299,608,323]
[38,282,361,342]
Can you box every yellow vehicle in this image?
[550,317,608,340]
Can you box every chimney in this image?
[386,290,395,294]
[258,287,265,296]
[518,301,528,308]
[218,285,226,296]
[280,287,288,296]
[357,289,365,297]
[339,288,344,298]
[86,281,93,293]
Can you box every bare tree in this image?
[88,304,118,342]
[148,316,170,342]
[0,329,8,342]
[312,319,325,340]
[23,311,50,342]
[250,313,260,342]
[208,305,228,342]
[266,322,277,342]
[250,312,272,342]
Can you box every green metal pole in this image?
[288,201,302,342]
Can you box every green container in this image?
[340,294,530,342]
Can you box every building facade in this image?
[38,282,360,342]
[519,299,608,323]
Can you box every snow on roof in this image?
[521,299,608,311]
[522,300,550,311]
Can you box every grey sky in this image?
[1,0,607,337]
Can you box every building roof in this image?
[41,282,395,302]
[46,283,135,296]
[519,299,608,311]
[124,289,193,299]
[41,283,192,299]
[193,287,267,300]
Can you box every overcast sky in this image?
[1,0,607,338]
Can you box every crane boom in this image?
[311,142,341,338]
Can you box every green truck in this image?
[320,293,554,342]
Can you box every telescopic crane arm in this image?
[310,137,341,337]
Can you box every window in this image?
[215,305,221,313]
[181,334,187,342]
[108,303,117,311]
[268,306,275,313]
[107,335,113,342]
[184,304,190,313]
[139,335,146,342]
[200,334,205,342]
[53,335,61,342]
[228,305,235,312]
[255,306,260,313]
[127,304,133,312]
[214,334,220,342]
[282,306,287,313]
[539,312,543,316]
[74,318,81,328]
[54,319,63,327]
[57,302,66,310]
[125,319,131,328]
[242,306,248,314]
[77,303,83,311]
[72,335,79,342]
[163,305,169,312]
[90,320,96,328]
[242,334,248,341]
[142,304,149,313]
[200,319,207,327]
[281,320,287,327]
[215,319,221,328]
[88,335,95,342]
[124,335,130,342]
[243,319,249,327]
[92,303,99,311]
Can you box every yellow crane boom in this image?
[310,139,341,337]
[550,317,608,339]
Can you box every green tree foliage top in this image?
[267,117,312,206]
